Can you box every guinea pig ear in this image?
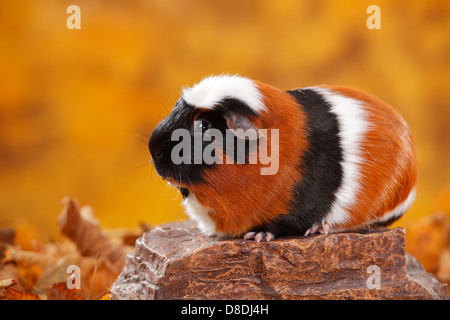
[224,112,264,141]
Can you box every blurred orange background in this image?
[1,0,450,242]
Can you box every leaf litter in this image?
[0,197,150,300]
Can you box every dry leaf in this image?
[4,246,49,267]
[1,287,41,300]
[58,198,126,274]
[100,288,111,300]
[405,211,450,272]
[100,293,111,300]
[86,264,119,300]
[0,262,29,292]
[0,228,15,245]
[436,249,450,294]
[102,225,147,248]
[0,278,18,299]
[18,264,43,292]
[1,198,138,299]
[34,256,74,292]
[0,278,17,289]
[12,223,47,252]
[46,282,85,300]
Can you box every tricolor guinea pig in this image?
[148,74,417,242]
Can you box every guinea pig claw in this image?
[264,232,275,242]
[243,231,275,242]
[320,222,330,234]
[304,221,330,237]
[244,232,256,240]
[255,232,275,242]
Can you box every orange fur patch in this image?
[188,82,308,236]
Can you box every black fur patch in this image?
[179,187,190,199]
[149,99,208,185]
[214,97,259,118]
[251,88,344,237]
[367,214,401,228]
[149,98,258,187]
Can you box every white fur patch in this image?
[309,87,369,227]
[181,74,266,113]
[182,192,217,236]
[373,188,416,224]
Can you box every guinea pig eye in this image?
[193,119,211,133]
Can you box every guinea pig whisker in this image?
[171,192,180,201]
[151,91,171,114]
[136,131,151,140]
[129,161,153,171]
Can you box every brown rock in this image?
[111,220,448,300]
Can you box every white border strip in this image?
[182,74,266,113]
[309,87,369,226]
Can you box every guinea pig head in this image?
[149,75,307,237]
[148,78,262,187]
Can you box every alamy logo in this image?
[366,265,381,289]
[66,5,81,30]
[66,265,81,289]
[366,5,381,30]
[170,121,279,175]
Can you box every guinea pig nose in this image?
[148,135,163,160]
[149,140,163,160]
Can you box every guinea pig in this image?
[148,74,417,242]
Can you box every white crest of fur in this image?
[182,192,217,236]
[309,87,369,227]
[181,74,266,113]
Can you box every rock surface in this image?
[111,220,448,300]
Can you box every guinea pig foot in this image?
[304,221,330,237]
[243,231,275,242]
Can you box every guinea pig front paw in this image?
[243,231,275,242]
[304,221,330,237]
